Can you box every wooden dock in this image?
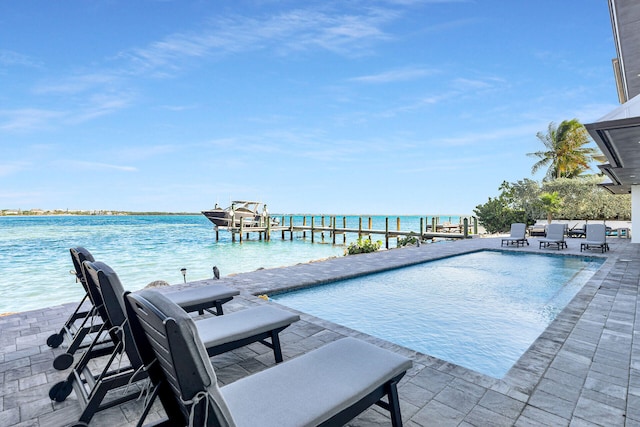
[214,215,478,248]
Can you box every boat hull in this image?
[202,201,278,228]
[202,210,260,227]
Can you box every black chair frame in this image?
[49,261,147,426]
[125,291,407,427]
[50,260,291,426]
[48,247,116,371]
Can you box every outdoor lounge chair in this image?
[125,289,413,427]
[567,224,586,238]
[580,224,609,253]
[49,260,299,426]
[538,223,567,250]
[46,247,105,356]
[529,222,547,237]
[501,223,529,247]
[50,247,241,371]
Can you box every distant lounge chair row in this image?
[503,223,610,252]
[49,248,412,426]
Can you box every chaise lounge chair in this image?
[501,223,529,247]
[529,221,547,237]
[46,247,106,357]
[50,247,242,371]
[567,224,586,238]
[538,223,567,250]
[580,224,609,253]
[49,260,299,426]
[125,289,413,427]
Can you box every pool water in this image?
[270,250,604,378]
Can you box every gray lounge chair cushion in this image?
[221,337,412,427]
[196,306,300,348]
[507,223,526,238]
[501,224,529,246]
[165,284,240,307]
[539,224,566,244]
[87,261,128,319]
[583,224,607,247]
[137,290,237,427]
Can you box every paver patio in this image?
[0,235,637,426]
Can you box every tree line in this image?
[474,119,631,234]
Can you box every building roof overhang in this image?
[585,93,640,194]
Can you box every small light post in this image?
[180,268,187,283]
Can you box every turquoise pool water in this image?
[271,250,604,378]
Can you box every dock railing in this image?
[214,215,478,248]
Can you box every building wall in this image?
[609,0,640,101]
[632,186,640,243]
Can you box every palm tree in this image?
[539,191,562,223]
[528,119,599,180]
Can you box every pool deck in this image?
[1,235,638,426]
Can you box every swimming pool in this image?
[270,250,604,378]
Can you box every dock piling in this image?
[211,214,473,244]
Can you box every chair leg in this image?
[271,330,283,363]
[387,380,403,427]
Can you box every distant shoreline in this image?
[0,211,198,216]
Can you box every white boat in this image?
[202,201,277,228]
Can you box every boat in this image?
[202,201,278,228]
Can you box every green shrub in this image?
[398,234,419,247]
[345,238,382,255]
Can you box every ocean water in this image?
[0,214,454,314]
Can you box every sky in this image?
[0,0,621,215]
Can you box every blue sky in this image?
[0,0,619,215]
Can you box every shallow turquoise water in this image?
[1,214,454,313]
[0,215,352,313]
[271,250,604,378]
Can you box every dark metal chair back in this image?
[83,260,145,369]
[69,246,95,291]
[125,290,232,427]
[48,260,151,425]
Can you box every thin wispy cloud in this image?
[158,104,199,112]
[6,5,403,132]
[374,90,457,118]
[399,153,501,174]
[452,77,495,89]
[382,0,470,4]
[0,109,65,132]
[115,144,179,161]
[420,18,478,34]
[33,73,123,95]
[0,162,30,177]
[298,144,364,162]
[350,67,438,83]
[433,123,542,147]
[369,75,502,118]
[121,7,397,75]
[69,93,135,123]
[0,50,40,68]
[67,161,138,172]
[0,93,134,132]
